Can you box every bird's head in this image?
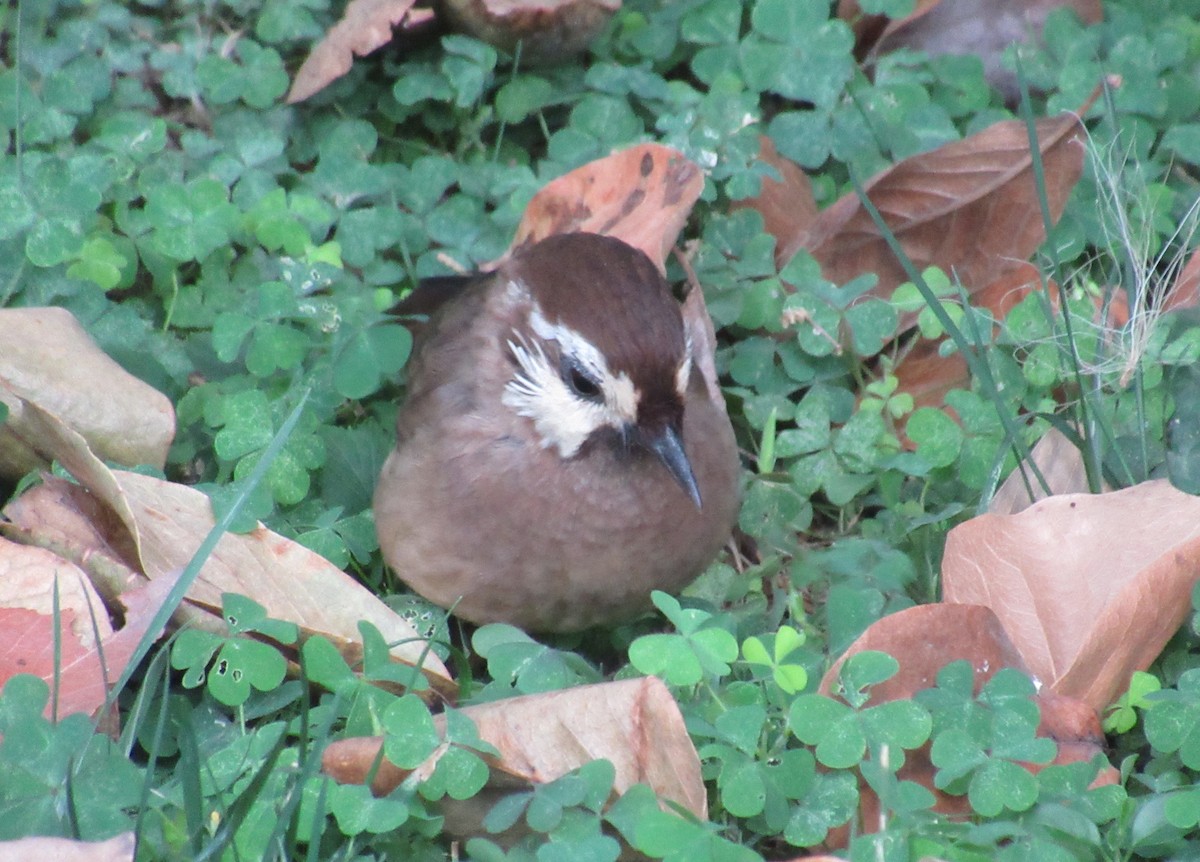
[497,233,702,508]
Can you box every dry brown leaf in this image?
[677,247,727,409]
[439,0,620,64]
[837,0,942,53]
[1,403,455,700]
[783,111,1086,330]
[2,478,242,653]
[507,144,704,272]
[9,472,457,700]
[819,603,1114,841]
[890,263,1051,428]
[287,0,424,103]
[0,833,135,862]
[0,472,138,606]
[839,0,1102,102]
[0,307,175,479]
[734,135,819,256]
[819,604,1028,700]
[0,537,114,647]
[0,539,176,720]
[1161,247,1200,314]
[971,259,1054,320]
[1035,689,1115,780]
[943,479,1200,710]
[988,425,1101,515]
[892,339,969,423]
[323,676,705,840]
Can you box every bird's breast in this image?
[375,386,738,631]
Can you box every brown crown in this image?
[505,233,688,430]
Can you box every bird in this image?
[373,232,741,632]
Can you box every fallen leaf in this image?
[819,604,1028,700]
[1,402,456,700]
[507,143,704,272]
[0,471,139,606]
[839,0,1102,102]
[988,425,1100,515]
[0,307,175,478]
[892,339,968,421]
[0,539,176,720]
[819,603,1115,841]
[837,0,941,48]
[439,0,621,64]
[0,833,134,862]
[1161,247,1200,314]
[943,479,1200,710]
[782,110,1086,330]
[678,247,728,409]
[734,135,819,257]
[323,676,705,840]
[890,263,1053,426]
[1034,689,1115,781]
[286,0,425,103]
[0,537,114,647]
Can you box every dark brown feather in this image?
[503,233,688,430]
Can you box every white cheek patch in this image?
[502,336,613,458]
[528,304,640,424]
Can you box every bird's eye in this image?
[563,361,602,401]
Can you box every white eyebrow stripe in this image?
[529,304,605,379]
[526,301,639,424]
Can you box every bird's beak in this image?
[643,425,703,509]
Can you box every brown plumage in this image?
[374,233,740,632]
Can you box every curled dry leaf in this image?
[286,0,426,103]
[943,479,1200,710]
[0,468,139,606]
[819,603,1114,841]
[439,0,620,64]
[507,143,704,273]
[1,401,455,700]
[0,307,175,479]
[677,248,727,409]
[288,0,616,103]
[323,676,706,841]
[780,110,1086,331]
[0,538,177,720]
